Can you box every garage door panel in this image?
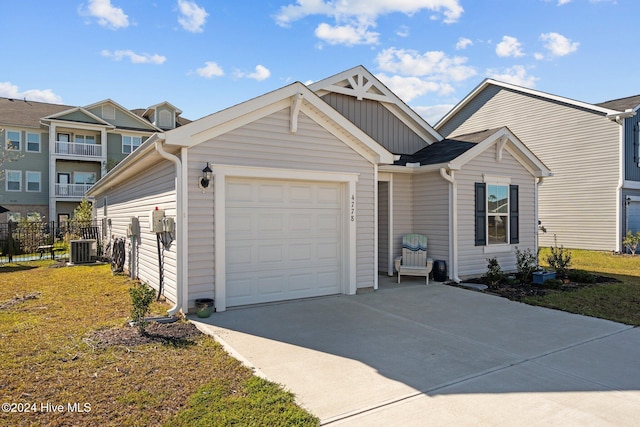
[629,202,640,233]
[226,178,343,307]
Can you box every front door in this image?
[57,133,70,154]
[58,173,70,196]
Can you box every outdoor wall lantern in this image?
[199,162,212,191]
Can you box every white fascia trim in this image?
[212,164,359,312]
[436,79,618,129]
[47,118,115,132]
[624,181,640,190]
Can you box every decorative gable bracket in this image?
[290,92,303,133]
[496,135,508,161]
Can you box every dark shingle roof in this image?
[396,128,502,166]
[0,97,74,128]
[595,95,640,111]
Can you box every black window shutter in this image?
[475,183,486,246]
[509,184,519,244]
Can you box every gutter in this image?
[154,136,185,317]
[440,167,462,283]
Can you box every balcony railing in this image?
[55,184,94,198]
[55,142,102,158]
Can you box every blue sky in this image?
[1,0,637,124]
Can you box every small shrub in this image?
[547,235,572,278]
[484,257,506,287]
[542,278,563,289]
[622,230,640,255]
[515,247,539,283]
[567,269,596,284]
[129,282,156,334]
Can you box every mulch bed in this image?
[86,321,204,349]
[459,274,621,301]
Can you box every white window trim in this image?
[26,171,41,192]
[26,132,41,153]
[483,175,511,248]
[122,135,142,154]
[6,170,22,192]
[6,129,21,151]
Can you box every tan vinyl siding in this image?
[391,173,414,260]
[187,108,376,305]
[455,147,537,278]
[440,86,621,251]
[413,170,450,265]
[93,160,178,301]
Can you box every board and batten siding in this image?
[186,108,377,306]
[455,147,537,278]
[624,114,640,182]
[94,160,178,302]
[321,93,429,155]
[439,86,621,251]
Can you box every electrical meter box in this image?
[150,209,165,233]
[127,217,140,237]
[161,217,175,233]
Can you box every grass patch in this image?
[524,249,640,326]
[0,261,318,426]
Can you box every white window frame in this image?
[6,170,21,191]
[26,132,41,153]
[74,134,96,144]
[6,130,21,151]
[26,171,41,192]
[122,135,142,154]
[73,171,97,185]
[483,175,511,253]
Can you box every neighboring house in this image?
[87,66,550,313]
[435,80,640,252]
[0,97,188,224]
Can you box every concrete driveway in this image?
[191,278,640,426]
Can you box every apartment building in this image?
[0,97,188,224]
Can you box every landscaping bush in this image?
[622,230,640,255]
[547,235,572,278]
[515,247,539,283]
[542,278,563,289]
[129,282,156,334]
[484,257,506,287]
[567,269,596,284]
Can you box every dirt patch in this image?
[86,321,204,349]
[0,293,40,310]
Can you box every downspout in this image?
[535,177,544,253]
[440,167,462,283]
[154,136,184,317]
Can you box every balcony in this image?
[55,142,102,158]
[55,184,94,198]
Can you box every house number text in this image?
[351,194,355,222]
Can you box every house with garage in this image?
[86,66,550,313]
[435,80,640,252]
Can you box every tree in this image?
[73,198,93,225]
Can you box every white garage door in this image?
[629,201,640,234]
[225,178,343,307]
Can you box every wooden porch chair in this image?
[394,234,434,285]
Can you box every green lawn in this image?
[526,248,640,326]
[0,261,318,427]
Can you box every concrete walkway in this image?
[191,277,640,426]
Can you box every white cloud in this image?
[235,65,271,81]
[275,0,464,46]
[177,0,208,33]
[496,36,524,58]
[376,47,476,83]
[540,32,579,56]
[376,74,451,102]
[396,25,410,38]
[101,49,166,64]
[414,104,456,125]
[486,65,538,88]
[0,82,63,104]
[315,21,379,45]
[558,0,571,5]
[79,0,129,29]
[195,61,224,78]
[456,37,472,50]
